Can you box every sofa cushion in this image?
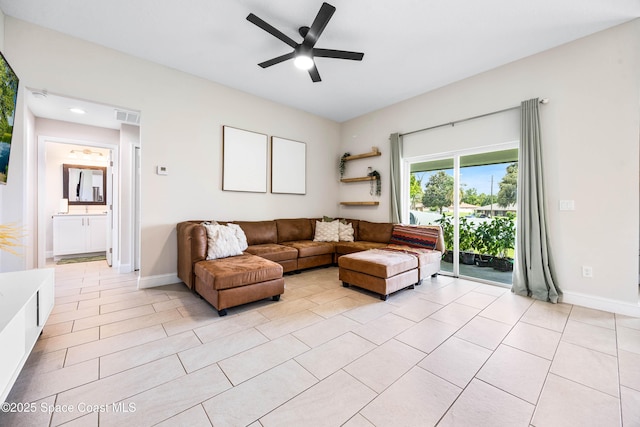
[227,223,248,251]
[338,222,355,242]
[194,254,282,291]
[235,221,277,245]
[245,243,298,262]
[314,220,339,242]
[357,220,393,243]
[282,240,335,257]
[385,244,443,265]
[335,241,388,255]
[202,223,243,260]
[276,218,313,243]
[389,225,439,250]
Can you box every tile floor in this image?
[2,261,640,426]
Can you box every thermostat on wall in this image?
[156,166,168,175]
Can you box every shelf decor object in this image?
[271,137,306,195]
[339,149,382,206]
[222,126,268,193]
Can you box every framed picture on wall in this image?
[271,136,306,195]
[0,51,19,185]
[222,126,268,193]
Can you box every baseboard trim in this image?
[138,273,182,289]
[561,290,640,317]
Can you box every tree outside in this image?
[497,163,517,207]
[421,171,453,213]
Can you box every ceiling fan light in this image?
[294,55,314,70]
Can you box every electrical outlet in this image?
[582,266,593,278]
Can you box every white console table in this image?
[0,269,55,403]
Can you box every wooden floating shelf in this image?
[340,201,380,206]
[340,176,378,183]
[343,151,381,161]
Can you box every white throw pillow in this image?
[203,223,243,260]
[338,222,354,242]
[226,223,248,251]
[314,220,339,242]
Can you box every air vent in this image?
[114,109,140,125]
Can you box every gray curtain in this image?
[389,133,403,223]
[512,98,561,303]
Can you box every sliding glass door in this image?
[407,145,518,285]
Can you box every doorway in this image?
[406,143,518,286]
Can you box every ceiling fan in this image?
[246,2,364,82]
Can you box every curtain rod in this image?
[399,98,549,138]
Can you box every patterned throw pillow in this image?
[338,222,354,242]
[203,223,244,260]
[314,220,339,242]
[226,223,248,251]
[389,225,439,250]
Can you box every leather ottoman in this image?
[194,254,284,316]
[338,249,419,300]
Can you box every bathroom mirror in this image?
[62,164,107,205]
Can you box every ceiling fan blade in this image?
[303,2,336,47]
[258,52,296,68]
[312,49,364,61]
[308,64,321,82]
[247,13,298,48]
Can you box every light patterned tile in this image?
[256,310,325,340]
[454,290,499,309]
[99,309,183,338]
[47,306,100,325]
[203,360,318,426]
[100,331,201,377]
[619,349,640,392]
[292,314,359,348]
[72,305,156,331]
[352,313,415,345]
[0,395,56,427]
[454,315,512,350]
[193,310,269,343]
[429,302,480,327]
[550,341,619,397]
[260,370,376,427]
[392,298,443,322]
[310,296,363,318]
[361,367,461,426]
[569,305,615,329]
[51,301,79,314]
[41,320,74,339]
[342,301,396,324]
[520,300,571,332]
[65,325,167,365]
[439,378,534,426]
[621,386,640,427]
[562,320,617,356]
[477,344,550,404]
[100,364,231,427]
[396,317,458,353]
[344,339,425,393]
[257,297,319,320]
[503,321,562,360]
[343,414,375,427]
[618,325,640,355]
[419,336,492,388]
[616,313,640,331]
[7,359,98,403]
[179,328,269,373]
[533,374,620,427]
[34,327,100,354]
[296,332,375,380]
[155,405,212,427]
[479,292,534,325]
[52,356,186,425]
[21,349,67,377]
[98,293,170,314]
[218,335,309,385]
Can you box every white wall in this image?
[3,17,341,283]
[341,20,640,313]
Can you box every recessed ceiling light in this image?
[69,108,86,114]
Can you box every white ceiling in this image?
[2,0,639,124]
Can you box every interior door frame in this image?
[37,136,120,268]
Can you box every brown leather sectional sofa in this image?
[177,218,444,315]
